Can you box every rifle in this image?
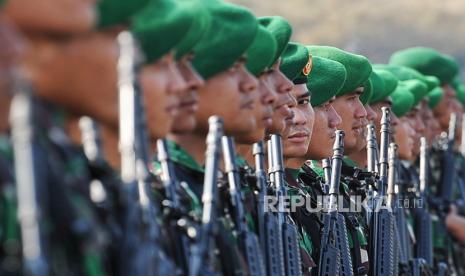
[366,124,379,174]
[414,137,433,269]
[157,138,191,273]
[428,114,458,275]
[318,131,353,276]
[322,158,331,194]
[386,143,402,276]
[79,116,105,165]
[222,137,266,276]
[252,141,284,276]
[269,134,302,276]
[415,137,433,264]
[439,113,457,206]
[365,124,379,225]
[116,31,175,275]
[10,74,49,276]
[189,116,224,276]
[369,107,396,276]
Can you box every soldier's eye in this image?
[299,98,310,105]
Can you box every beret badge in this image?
[302,54,313,76]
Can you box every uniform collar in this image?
[343,156,360,168]
[308,160,324,177]
[235,155,250,168]
[0,135,13,161]
[285,167,301,181]
[166,139,205,173]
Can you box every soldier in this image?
[259,16,296,137]
[3,0,114,275]
[389,47,462,138]
[306,46,373,274]
[422,86,443,146]
[221,23,279,161]
[278,41,315,273]
[346,69,400,169]
[391,81,423,272]
[95,0,197,168]
[284,55,345,274]
[4,0,197,274]
[154,1,261,274]
[390,47,465,273]
[280,42,314,161]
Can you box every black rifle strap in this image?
[215,220,249,276]
[345,212,364,275]
[284,170,317,273]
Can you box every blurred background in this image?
[227,0,465,81]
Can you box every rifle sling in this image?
[345,212,365,275]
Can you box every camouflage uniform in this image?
[22,99,113,276]
[0,135,21,275]
[151,139,249,275]
[297,160,369,275]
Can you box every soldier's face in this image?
[395,117,415,160]
[421,106,441,145]
[331,88,367,154]
[434,84,456,131]
[0,13,23,97]
[354,104,377,152]
[195,59,258,136]
[0,13,24,133]
[264,59,294,135]
[170,53,203,134]
[25,31,119,127]
[370,100,399,143]
[283,84,314,158]
[405,107,425,158]
[4,0,97,35]
[141,51,186,139]
[236,74,276,144]
[306,98,341,160]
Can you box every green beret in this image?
[391,85,415,117]
[374,64,424,81]
[98,0,149,28]
[307,56,347,107]
[424,76,440,91]
[427,87,444,109]
[280,42,311,84]
[401,79,428,106]
[258,16,292,67]
[373,64,438,92]
[360,79,373,105]
[364,72,383,105]
[389,47,459,85]
[369,69,398,104]
[307,46,372,96]
[131,0,194,64]
[175,0,212,59]
[192,1,258,79]
[246,26,277,76]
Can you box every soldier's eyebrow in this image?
[297,91,311,99]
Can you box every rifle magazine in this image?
[335,214,354,276]
[282,221,303,276]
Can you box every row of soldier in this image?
[1,0,465,275]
